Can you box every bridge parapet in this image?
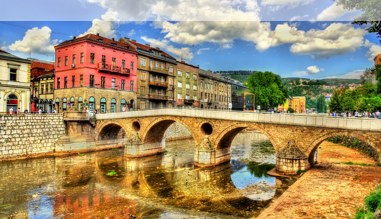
[96,109,381,131]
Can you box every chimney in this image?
[96,33,100,36]
[112,38,115,41]
[73,36,76,40]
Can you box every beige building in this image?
[176,61,199,108]
[199,69,231,110]
[121,38,177,110]
[0,50,31,113]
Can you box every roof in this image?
[277,141,307,159]
[31,59,55,78]
[56,34,136,54]
[0,49,31,64]
[121,38,177,63]
[177,60,199,69]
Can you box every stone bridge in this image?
[94,109,381,174]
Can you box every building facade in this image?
[199,70,231,110]
[176,61,199,108]
[0,50,31,113]
[54,34,138,113]
[30,59,55,112]
[121,38,177,110]
[278,96,306,113]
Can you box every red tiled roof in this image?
[56,34,136,54]
[31,60,54,78]
[124,39,176,60]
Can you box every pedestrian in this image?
[355,111,359,117]
[38,108,42,114]
[122,105,126,112]
[9,107,13,115]
[17,108,20,114]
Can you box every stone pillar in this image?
[194,136,231,167]
[276,140,310,174]
[124,133,164,157]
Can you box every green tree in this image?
[246,71,288,110]
[329,88,345,112]
[316,95,327,113]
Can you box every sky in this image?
[1,0,381,79]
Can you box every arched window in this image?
[111,98,116,112]
[69,97,75,108]
[78,97,83,111]
[89,96,95,110]
[6,94,18,113]
[62,98,67,111]
[121,99,126,112]
[100,97,106,113]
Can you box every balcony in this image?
[148,94,168,100]
[149,80,168,87]
[149,66,168,74]
[98,63,130,75]
[184,99,194,104]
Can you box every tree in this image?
[329,88,345,112]
[337,0,381,38]
[246,71,288,110]
[316,95,327,113]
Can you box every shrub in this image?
[365,189,381,212]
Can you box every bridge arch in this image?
[96,121,128,142]
[307,131,380,165]
[141,117,199,145]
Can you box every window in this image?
[9,68,17,81]
[111,78,116,89]
[70,97,75,108]
[101,76,105,88]
[80,74,83,87]
[193,75,197,80]
[62,98,67,111]
[186,72,190,78]
[78,97,83,111]
[155,62,159,68]
[169,65,173,73]
[112,57,116,67]
[177,70,182,77]
[90,53,95,64]
[64,56,68,66]
[186,94,190,100]
[122,59,125,69]
[72,54,76,65]
[90,75,94,87]
[130,80,134,91]
[57,77,61,89]
[111,98,116,112]
[140,58,146,67]
[88,96,95,110]
[100,97,106,113]
[121,99,127,111]
[193,85,197,90]
[140,86,145,95]
[161,63,164,69]
[72,76,75,88]
[80,52,84,64]
[121,79,125,90]
[193,95,197,100]
[186,83,190,89]
[178,82,182,88]
[57,57,61,67]
[40,84,44,94]
[150,60,153,68]
[102,55,106,68]
[64,77,68,88]
[131,61,134,70]
[140,72,146,80]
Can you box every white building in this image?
[0,50,31,113]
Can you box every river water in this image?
[0,131,295,218]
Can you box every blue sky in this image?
[1,0,380,79]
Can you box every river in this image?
[0,131,296,218]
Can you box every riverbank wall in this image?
[0,114,66,159]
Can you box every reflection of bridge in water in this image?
[91,109,381,174]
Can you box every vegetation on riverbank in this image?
[355,185,381,219]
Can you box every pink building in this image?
[54,34,138,113]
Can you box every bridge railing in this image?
[95,108,381,131]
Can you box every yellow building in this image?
[0,50,31,113]
[278,96,306,113]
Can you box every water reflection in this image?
[0,131,295,218]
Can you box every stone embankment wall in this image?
[0,114,65,159]
[164,122,192,141]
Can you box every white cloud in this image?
[9,26,56,54]
[141,36,193,61]
[127,29,136,37]
[196,47,210,55]
[307,65,321,74]
[80,10,117,38]
[86,0,260,21]
[316,1,359,21]
[327,69,365,79]
[364,40,381,61]
[261,0,314,7]
[158,21,276,51]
